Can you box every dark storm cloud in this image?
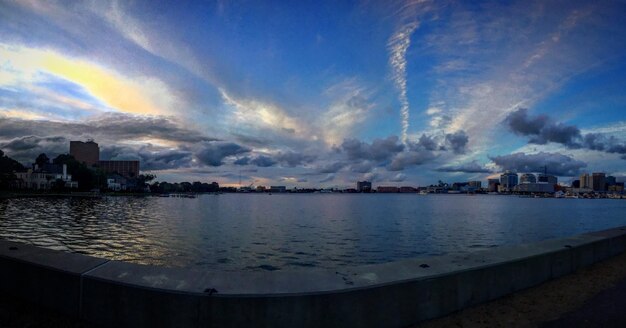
[0,113,218,144]
[233,157,251,165]
[274,151,316,167]
[444,131,469,154]
[341,136,405,162]
[490,152,587,176]
[505,108,581,147]
[318,162,346,174]
[194,142,250,166]
[505,108,626,157]
[417,134,438,151]
[436,161,492,173]
[387,149,436,171]
[100,145,193,171]
[0,136,69,164]
[249,155,277,167]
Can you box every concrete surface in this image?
[1,226,626,327]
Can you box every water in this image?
[1,194,625,271]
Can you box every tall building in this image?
[487,179,500,192]
[70,140,100,166]
[537,174,557,185]
[468,181,482,188]
[98,160,140,178]
[580,173,591,189]
[356,181,372,192]
[591,173,606,191]
[520,173,537,184]
[500,171,518,191]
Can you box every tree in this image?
[35,153,50,167]
[0,150,25,190]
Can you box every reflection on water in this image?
[1,194,625,271]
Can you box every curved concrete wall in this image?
[2,226,626,327]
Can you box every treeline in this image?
[0,150,25,190]
[149,181,220,193]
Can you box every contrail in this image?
[388,21,418,146]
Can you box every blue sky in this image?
[0,0,625,187]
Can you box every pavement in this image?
[3,251,626,328]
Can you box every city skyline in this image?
[1,0,626,187]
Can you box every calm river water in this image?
[1,194,625,271]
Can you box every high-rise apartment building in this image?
[69,140,100,166]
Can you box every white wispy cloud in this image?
[388,20,418,146]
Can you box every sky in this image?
[1,0,625,188]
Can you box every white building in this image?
[14,164,78,190]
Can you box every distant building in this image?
[537,174,557,185]
[608,183,624,193]
[591,173,606,191]
[513,182,554,193]
[98,160,140,178]
[580,173,591,189]
[70,140,100,166]
[356,181,372,192]
[452,182,468,191]
[468,181,482,189]
[399,186,416,193]
[256,186,266,192]
[269,186,287,193]
[14,164,78,190]
[377,186,399,193]
[487,179,500,192]
[571,180,580,188]
[500,171,518,192]
[520,173,536,184]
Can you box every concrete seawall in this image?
[2,226,626,327]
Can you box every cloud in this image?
[249,155,277,167]
[0,44,178,116]
[274,151,316,167]
[0,113,217,145]
[101,144,193,171]
[389,173,406,182]
[490,151,587,176]
[436,161,492,173]
[444,131,469,154]
[0,135,68,163]
[317,162,346,174]
[194,142,250,166]
[319,174,335,183]
[387,148,436,171]
[389,21,418,145]
[341,136,405,162]
[505,108,626,156]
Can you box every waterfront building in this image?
[377,186,399,193]
[520,173,536,184]
[399,186,416,193]
[70,140,100,166]
[487,179,500,192]
[580,173,591,189]
[256,186,266,192]
[608,183,624,193]
[269,186,287,193]
[499,171,518,192]
[537,174,557,185]
[468,181,482,189]
[356,180,372,192]
[591,173,606,191]
[452,182,468,191]
[99,160,140,178]
[571,180,580,188]
[14,164,78,190]
[513,182,554,193]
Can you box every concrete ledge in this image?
[2,226,626,327]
